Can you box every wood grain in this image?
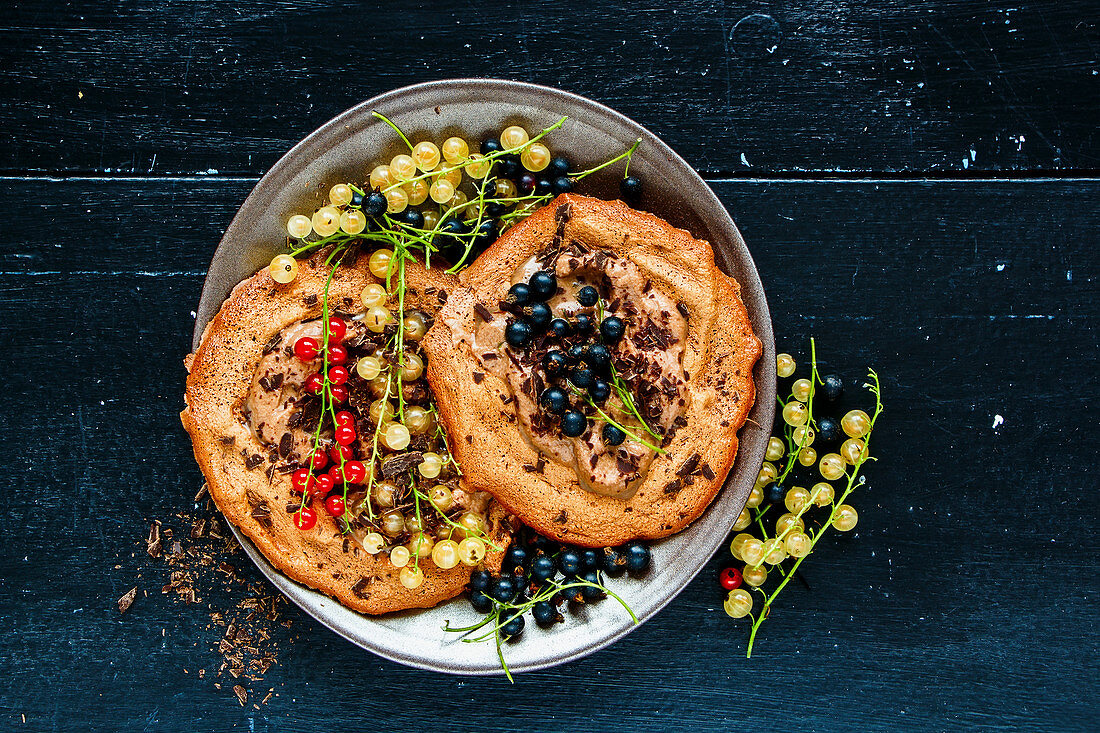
[0,178,1096,731]
[0,0,1096,175]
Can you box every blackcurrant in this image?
[496,154,520,178]
[542,351,568,376]
[600,316,625,343]
[505,320,532,348]
[585,343,611,373]
[559,549,582,575]
[530,555,556,582]
[365,192,387,217]
[551,176,574,195]
[533,600,558,626]
[535,178,553,196]
[506,282,530,307]
[580,570,604,601]
[548,156,571,177]
[505,544,528,570]
[602,423,626,446]
[590,380,611,402]
[561,410,588,437]
[581,549,600,569]
[625,542,650,573]
[620,175,643,202]
[491,575,517,603]
[469,590,493,613]
[540,387,569,414]
[818,416,842,444]
[601,547,626,576]
[577,285,599,307]
[500,613,525,638]
[822,374,844,401]
[474,218,497,246]
[470,569,492,592]
[350,190,365,208]
[524,302,552,331]
[549,318,572,337]
[485,201,507,218]
[518,174,537,194]
[766,482,786,504]
[400,209,424,229]
[569,366,595,390]
[528,270,557,300]
[567,344,587,363]
[573,314,593,334]
[480,138,503,155]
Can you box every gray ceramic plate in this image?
[193,79,775,675]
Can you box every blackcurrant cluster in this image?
[468,527,651,639]
[502,271,627,442]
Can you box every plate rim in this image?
[192,77,776,675]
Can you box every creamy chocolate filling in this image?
[461,248,689,499]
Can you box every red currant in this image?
[335,410,356,427]
[326,465,344,484]
[328,344,348,365]
[315,474,334,495]
[304,373,325,395]
[294,337,320,361]
[326,317,347,343]
[328,365,349,386]
[310,448,328,470]
[342,460,366,484]
[294,506,317,531]
[329,443,353,463]
[291,468,315,495]
[719,567,743,591]
[335,424,357,445]
[324,494,346,517]
[329,384,349,402]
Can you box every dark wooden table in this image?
[2,2,1097,731]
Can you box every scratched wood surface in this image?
[1,1,1098,731]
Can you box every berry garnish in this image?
[822,374,844,401]
[524,302,552,332]
[334,410,355,427]
[551,176,573,195]
[535,178,553,195]
[540,387,569,414]
[294,337,320,361]
[327,343,348,365]
[584,344,611,372]
[569,366,594,390]
[505,544,529,570]
[573,314,593,334]
[291,468,315,495]
[559,549,581,575]
[293,507,317,531]
[601,548,626,575]
[549,318,572,337]
[324,494,346,517]
[326,317,347,343]
[580,571,603,601]
[624,542,650,573]
[543,351,568,376]
[602,423,626,446]
[314,474,334,495]
[479,137,503,155]
[599,316,625,343]
[491,576,517,603]
[364,191,387,216]
[766,482,785,504]
[530,555,555,582]
[400,209,424,229]
[518,173,537,193]
[342,460,366,484]
[528,270,557,301]
[561,409,588,437]
[310,448,328,470]
[504,320,532,347]
[532,601,558,626]
[469,590,493,613]
[567,344,587,362]
[327,365,349,385]
[470,569,492,592]
[619,175,643,202]
[500,613,525,638]
[304,373,325,395]
[548,156,571,177]
[817,416,841,444]
[590,380,611,402]
[576,285,599,307]
[334,424,357,446]
[328,383,348,403]
[329,443,353,463]
[506,282,531,307]
[719,567,743,590]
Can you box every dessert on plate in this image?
[424,194,761,547]
[182,252,508,614]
